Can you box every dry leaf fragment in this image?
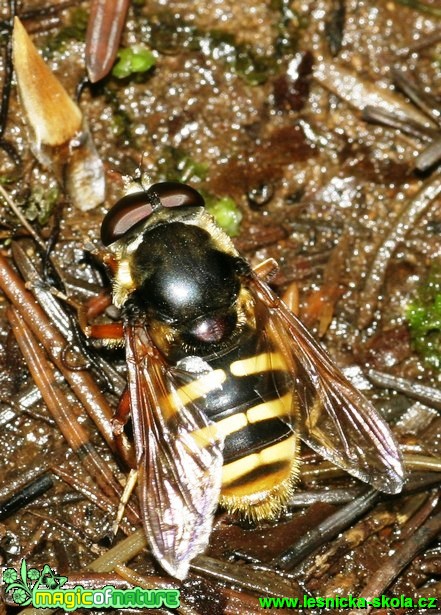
[12,17,105,211]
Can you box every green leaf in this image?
[112,46,156,79]
[20,559,28,585]
[206,196,242,237]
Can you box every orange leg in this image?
[113,387,131,433]
[83,292,137,467]
[112,386,136,469]
[253,258,279,281]
[85,291,113,319]
[87,321,124,340]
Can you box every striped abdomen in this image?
[195,331,299,521]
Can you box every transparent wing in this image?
[125,323,224,580]
[252,276,404,494]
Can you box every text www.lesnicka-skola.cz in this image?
[259,595,438,609]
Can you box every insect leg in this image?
[85,291,113,319]
[111,387,138,534]
[87,321,124,340]
[252,258,279,281]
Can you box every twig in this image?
[0,254,131,462]
[271,490,380,570]
[0,185,45,250]
[350,510,441,614]
[358,172,441,328]
[7,306,123,502]
[368,369,441,411]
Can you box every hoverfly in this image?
[98,181,404,580]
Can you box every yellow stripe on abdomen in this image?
[220,433,299,521]
[174,369,227,403]
[246,391,292,424]
[221,434,296,493]
[189,391,294,449]
[230,352,288,376]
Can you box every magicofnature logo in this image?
[3,559,180,611]
[3,559,67,607]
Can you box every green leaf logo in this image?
[3,560,41,606]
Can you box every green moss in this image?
[112,46,156,79]
[145,11,299,85]
[44,7,88,55]
[206,196,242,237]
[198,29,276,85]
[406,266,441,370]
[70,6,89,32]
[24,186,59,226]
[271,0,304,56]
[392,0,441,17]
[147,12,200,54]
[157,147,208,183]
[100,88,134,145]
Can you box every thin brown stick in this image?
[7,306,123,501]
[0,254,131,464]
[0,185,46,250]
[399,489,440,541]
[350,510,441,614]
[52,465,140,530]
[358,172,441,328]
[369,369,441,411]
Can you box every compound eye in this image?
[101,192,153,246]
[100,181,205,246]
[147,181,205,209]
